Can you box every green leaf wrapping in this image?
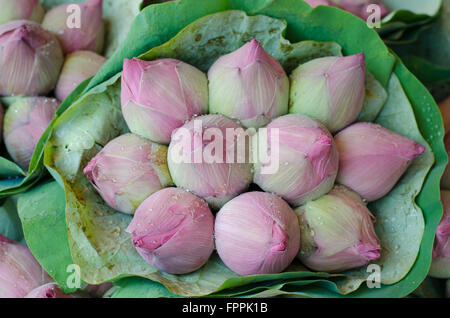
[0,196,23,242]
[17,182,79,293]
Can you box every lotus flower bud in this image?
[42,0,104,54]
[25,283,80,298]
[0,235,52,297]
[0,0,45,24]
[254,114,339,206]
[208,39,289,128]
[56,51,107,101]
[167,115,253,210]
[295,185,380,272]
[4,97,59,169]
[429,190,450,278]
[0,20,63,96]
[333,0,389,20]
[305,0,332,8]
[84,133,173,215]
[335,122,425,201]
[215,192,300,275]
[121,58,208,144]
[126,188,215,274]
[289,53,366,133]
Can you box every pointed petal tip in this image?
[414,143,426,157]
[317,134,333,146]
[248,38,261,48]
[355,243,381,261]
[83,158,97,182]
[347,52,365,67]
[0,234,14,243]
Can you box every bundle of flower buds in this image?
[0,0,107,171]
[80,38,426,277]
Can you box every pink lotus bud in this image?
[42,0,104,54]
[295,185,380,272]
[254,114,339,206]
[208,39,289,128]
[289,53,366,133]
[167,114,253,210]
[3,97,59,169]
[215,192,300,275]
[335,122,425,201]
[126,187,215,274]
[0,0,45,24]
[0,235,52,297]
[25,283,80,298]
[0,20,63,96]
[56,50,107,101]
[121,58,208,144]
[335,0,389,20]
[429,190,450,278]
[304,0,332,8]
[84,133,173,215]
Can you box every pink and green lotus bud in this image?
[56,50,107,101]
[126,187,215,274]
[84,133,173,215]
[208,39,289,129]
[42,0,104,54]
[334,0,389,20]
[4,97,59,170]
[335,122,425,201]
[289,53,366,133]
[295,185,380,272]
[121,58,208,144]
[215,192,300,275]
[167,114,253,210]
[25,283,81,298]
[0,235,53,297]
[0,0,45,24]
[254,114,339,206]
[0,20,63,96]
[429,190,450,278]
[304,0,332,8]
